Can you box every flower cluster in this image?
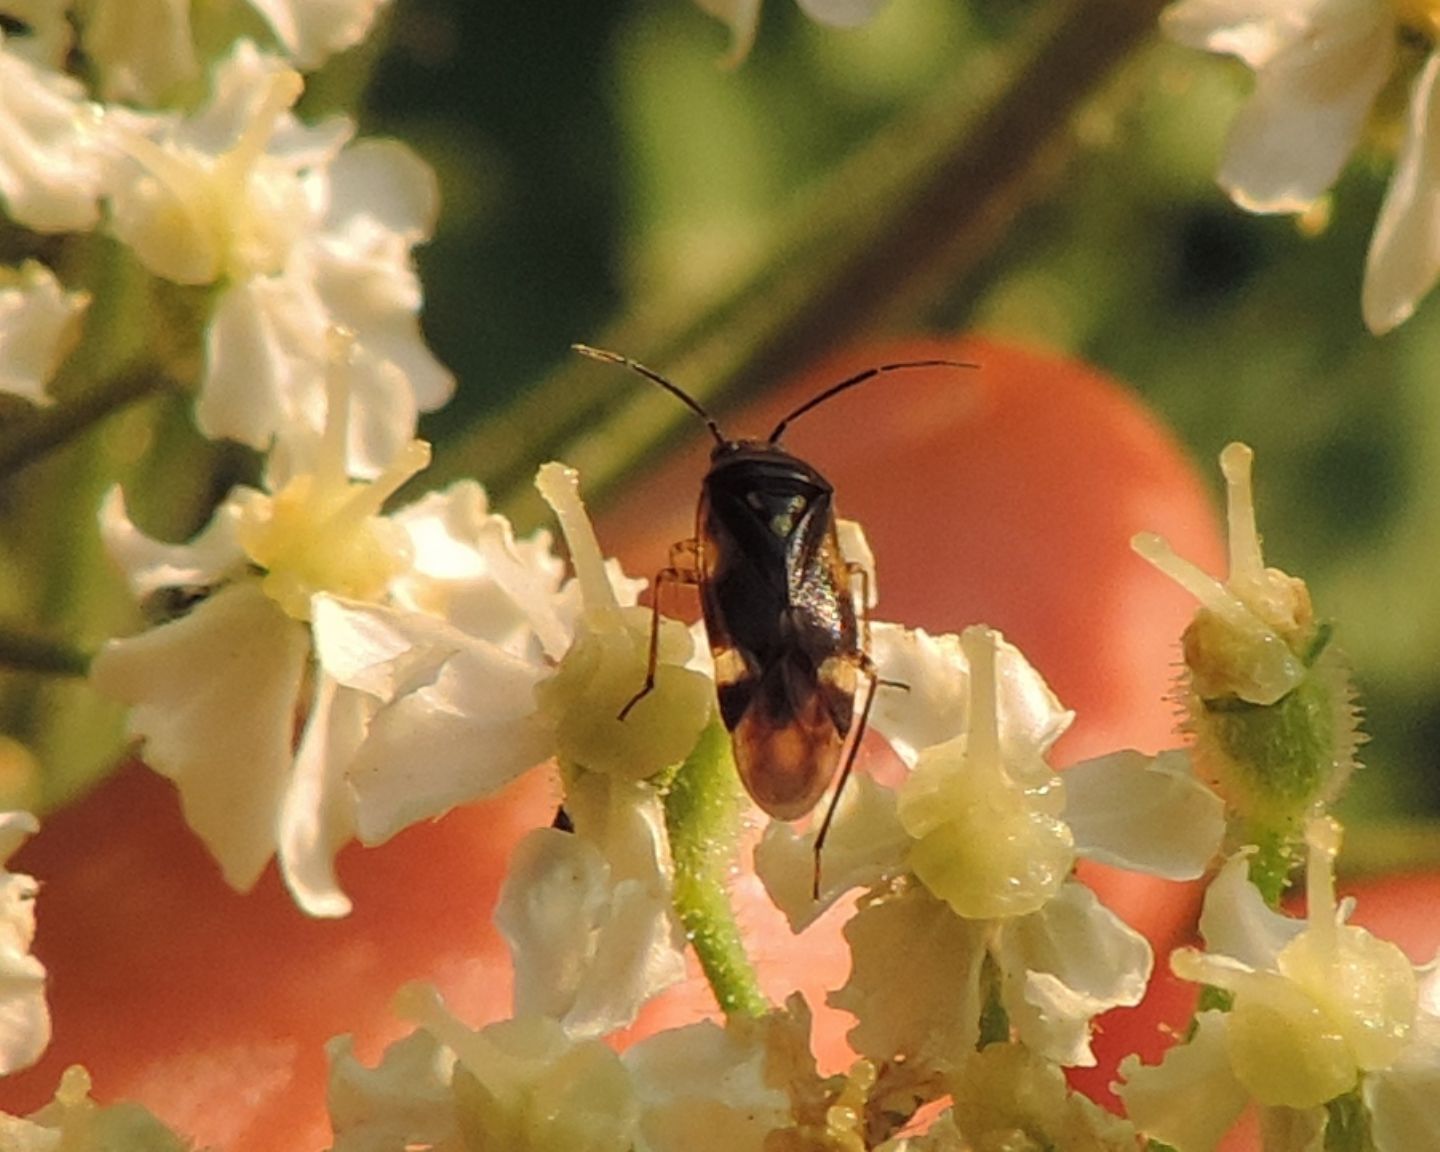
[2,1,1439,1148]
[0,2,445,476]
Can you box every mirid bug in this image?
[574,344,973,892]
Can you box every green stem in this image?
[0,362,177,479]
[1244,824,1302,909]
[663,715,769,1019]
[1324,1088,1376,1152]
[429,0,1166,528]
[0,624,90,677]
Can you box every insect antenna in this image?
[767,358,976,443]
[573,344,726,446]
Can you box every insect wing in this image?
[696,451,861,820]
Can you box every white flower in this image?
[101,40,451,475]
[245,0,392,70]
[327,983,796,1152]
[0,262,88,405]
[759,625,1220,1070]
[693,0,891,66]
[1160,0,1440,331]
[339,460,707,850]
[494,774,687,1039]
[0,31,103,233]
[0,811,47,1076]
[91,355,557,916]
[1118,817,1428,1151]
[81,0,198,104]
[877,1043,1141,1152]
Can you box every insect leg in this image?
[617,540,700,721]
[810,560,887,898]
[811,654,879,900]
[846,561,874,651]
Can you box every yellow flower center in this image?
[235,358,430,620]
[898,627,1074,920]
[107,66,308,285]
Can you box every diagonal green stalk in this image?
[0,361,179,479]
[429,0,1167,529]
[0,624,90,677]
[663,714,769,1019]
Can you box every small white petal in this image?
[868,625,969,766]
[390,481,570,660]
[98,486,248,600]
[277,671,364,918]
[795,0,888,28]
[1366,1041,1440,1152]
[348,635,554,844]
[1217,2,1392,212]
[0,44,102,232]
[246,0,390,69]
[830,884,987,1064]
[692,0,762,66]
[624,1018,791,1152]
[497,826,684,1039]
[1198,850,1304,969]
[90,582,309,892]
[1364,52,1440,334]
[201,274,324,451]
[1162,0,1311,68]
[0,811,45,1075]
[82,0,198,103]
[1064,749,1224,879]
[0,262,88,405]
[1118,1011,1251,1152]
[870,624,1072,771]
[754,773,909,932]
[326,1030,458,1152]
[996,880,1152,1067]
[310,595,454,700]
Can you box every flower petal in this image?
[1216,2,1392,212]
[795,0,889,28]
[90,582,309,892]
[0,42,102,232]
[869,624,1071,771]
[496,825,685,1039]
[754,773,909,931]
[1117,1010,1251,1152]
[995,879,1151,1067]
[277,671,365,918]
[1162,0,1314,68]
[0,262,88,406]
[347,634,554,844]
[1364,52,1440,333]
[830,884,987,1064]
[326,1030,458,1152]
[624,1018,792,1152]
[0,811,45,1075]
[1064,749,1224,879]
[98,486,248,600]
[1198,850,1304,968]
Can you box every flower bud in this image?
[1133,444,1361,847]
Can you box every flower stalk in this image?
[0,361,178,479]
[663,714,769,1020]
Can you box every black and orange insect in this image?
[574,344,971,889]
